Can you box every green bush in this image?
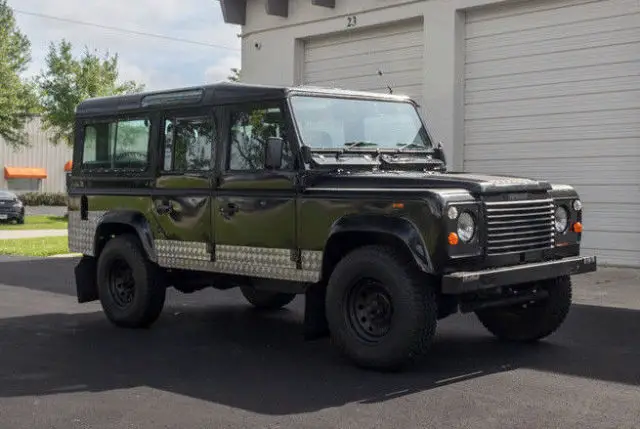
[18,192,68,206]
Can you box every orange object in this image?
[448,232,459,245]
[392,202,404,209]
[64,160,73,171]
[3,167,47,179]
[572,222,583,233]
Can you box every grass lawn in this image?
[0,236,69,257]
[0,215,68,230]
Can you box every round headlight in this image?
[554,206,569,233]
[457,212,476,242]
[572,199,582,211]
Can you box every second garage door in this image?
[464,0,640,266]
[302,19,424,106]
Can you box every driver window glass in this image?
[228,104,294,171]
[81,119,150,170]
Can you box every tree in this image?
[36,40,145,145]
[228,67,241,82]
[0,0,40,147]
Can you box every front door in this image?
[152,108,216,265]
[214,100,299,280]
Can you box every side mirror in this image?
[265,137,284,170]
[435,141,447,166]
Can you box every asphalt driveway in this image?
[0,258,638,429]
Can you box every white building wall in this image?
[0,116,73,194]
[239,0,509,169]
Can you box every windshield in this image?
[0,191,17,199]
[289,95,432,151]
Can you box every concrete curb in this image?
[48,253,82,258]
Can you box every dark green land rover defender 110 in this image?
[68,83,597,370]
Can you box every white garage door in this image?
[303,19,424,106]
[464,0,640,267]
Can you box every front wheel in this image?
[96,234,166,328]
[475,276,572,342]
[325,245,437,371]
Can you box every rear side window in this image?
[81,119,151,170]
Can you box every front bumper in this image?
[442,255,597,294]
[0,209,23,221]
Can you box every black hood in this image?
[304,171,551,195]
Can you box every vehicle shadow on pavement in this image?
[0,289,638,415]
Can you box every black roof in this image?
[75,82,288,116]
[75,82,415,117]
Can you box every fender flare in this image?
[325,214,433,274]
[93,210,157,262]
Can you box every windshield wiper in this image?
[343,141,379,151]
[395,142,431,152]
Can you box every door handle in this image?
[219,203,239,218]
[156,201,173,215]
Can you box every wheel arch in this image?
[93,210,157,262]
[321,214,433,283]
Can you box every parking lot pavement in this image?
[0,259,638,429]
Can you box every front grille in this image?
[484,199,555,255]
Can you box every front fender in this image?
[327,214,433,273]
[94,210,157,262]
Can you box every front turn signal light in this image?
[448,232,459,245]
[572,222,583,233]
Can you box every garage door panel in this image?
[581,231,640,253]
[305,51,423,79]
[465,109,640,133]
[467,27,640,64]
[464,123,640,145]
[466,0,638,39]
[581,248,640,266]
[304,20,423,106]
[464,138,640,161]
[466,12,639,51]
[466,74,640,104]
[466,61,640,92]
[465,90,640,120]
[582,204,640,233]
[569,185,640,205]
[305,33,423,64]
[464,157,639,186]
[466,0,596,24]
[466,43,638,79]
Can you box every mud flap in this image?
[303,282,329,340]
[75,256,98,303]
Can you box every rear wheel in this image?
[475,276,572,342]
[240,284,296,310]
[96,234,166,328]
[325,245,437,371]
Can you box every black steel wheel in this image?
[107,257,136,309]
[346,278,394,342]
[325,245,437,371]
[97,234,166,329]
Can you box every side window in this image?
[81,119,150,170]
[228,104,294,171]
[163,116,214,171]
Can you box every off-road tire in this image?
[475,276,572,342]
[240,285,296,310]
[96,234,166,328]
[325,245,437,371]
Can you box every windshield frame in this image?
[286,92,435,155]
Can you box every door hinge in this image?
[290,248,302,269]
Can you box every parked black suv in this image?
[0,190,25,224]
[67,83,596,370]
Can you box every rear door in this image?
[152,107,217,262]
